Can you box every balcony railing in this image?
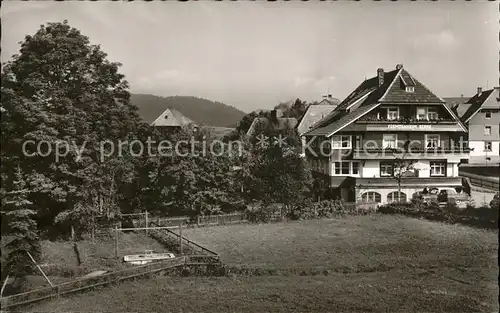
[353,147,471,160]
[357,115,457,123]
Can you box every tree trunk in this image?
[397,179,401,204]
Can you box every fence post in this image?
[0,275,10,297]
[115,225,119,259]
[197,215,200,227]
[145,210,148,235]
[179,222,183,255]
[27,252,53,287]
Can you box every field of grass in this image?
[1,231,168,293]
[29,215,499,312]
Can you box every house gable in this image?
[462,88,499,124]
[151,108,195,127]
[305,65,467,137]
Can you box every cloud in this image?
[410,30,460,50]
[293,75,335,87]
[1,1,51,17]
[135,69,200,90]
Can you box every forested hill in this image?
[131,94,246,127]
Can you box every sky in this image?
[1,1,498,113]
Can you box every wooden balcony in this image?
[353,147,471,161]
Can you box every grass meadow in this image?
[29,215,499,313]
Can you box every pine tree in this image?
[3,167,41,278]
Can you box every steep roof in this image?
[310,69,400,131]
[151,108,195,127]
[305,102,380,136]
[461,88,497,123]
[296,104,336,135]
[246,117,298,137]
[305,65,466,137]
[380,69,444,103]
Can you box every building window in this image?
[405,86,415,93]
[416,107,439,120]
[333,161,361,176]
[425,134,440,149]
[387,191,407,203]
[352,162,360,175]
[383,134,398,149]
[416,107,427,120]
[380,161,393,177]
[332,135,351,149]
[484,126,491,136]
[485,111,491,119]
[361,192,381,203]
[484,141,492,152]
[427,107,439,120]
[430,161,446,176]
[387,107,399,120]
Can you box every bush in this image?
[379,197,498,229]
[490,192,500,210]
[245,202,283,223]
[287,199,376,221]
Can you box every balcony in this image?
[353,147,471,161]
[357,116,456,124]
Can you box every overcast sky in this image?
[2,1,498,112]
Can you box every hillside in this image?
[131,94,246,127]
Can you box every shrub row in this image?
[379,199,499,229]
[245,200,378,223]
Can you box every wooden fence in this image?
[460,172,499,191]
[0,255,219,310]
[148,221,219,256]
[133,212,247,229]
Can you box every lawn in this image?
[29,215,499,312]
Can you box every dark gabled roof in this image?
[336,69,400,111]
[305,65,466,137]
[380,69,444,103]
[305,102,380,136]
[461,89,496,123]
[310,69,400,131]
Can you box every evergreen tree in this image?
[2,167,41,278]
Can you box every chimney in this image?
[396,64,403,70]
[377,68,384,87]
[477,87,482,96]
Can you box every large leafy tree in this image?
[1,20,140,239]
[140,126,243,217]
[245,122,312,209]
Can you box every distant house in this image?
[296,103,338,136]
[443,96,471,118]
[303,64,469,204]
[316,94,341,107]
[246,109,297,137]
[150,107,197,129]
[461,87,500,165]
[296,101,338,157]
